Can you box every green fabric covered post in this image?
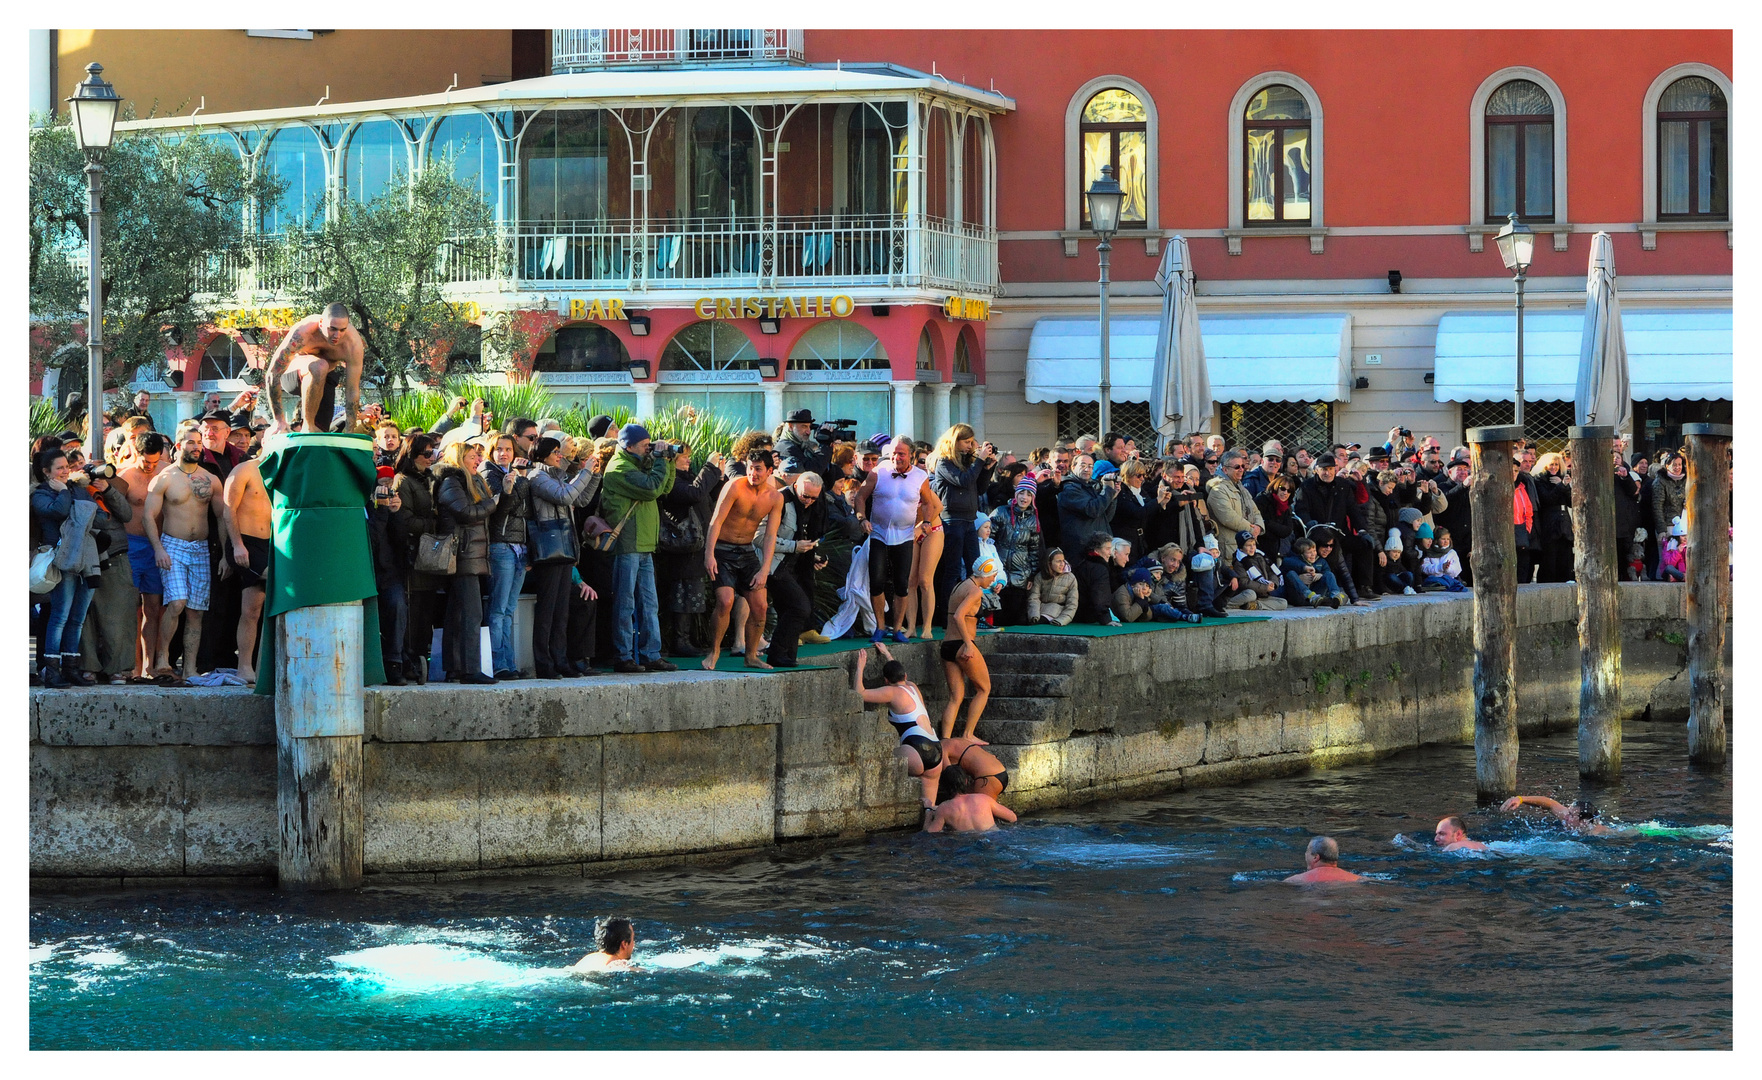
[251,432,381,890]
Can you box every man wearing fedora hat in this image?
[778,408,834,481]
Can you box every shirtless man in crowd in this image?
[221,454,272,684]
[264,303,365,434]
[702,448,785,670]
[145,427,221,682]
[118,431,169,679]
[939,556,998,740]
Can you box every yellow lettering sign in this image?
[781,297,801,319]
[830,295,855,318]
[608,298,626,320]
[570,298,587,321]
[943,296,990,321]
[695,298,716,319]
[714,298,733,320]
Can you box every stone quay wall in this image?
[29,583,1712,888]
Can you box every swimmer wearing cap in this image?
[1500,795,1616,836]
[1283,836,1364,884]
[854,643,943,812]
[1434,815,1488,852]
[939,557,1000,740]
[571,916,638,974]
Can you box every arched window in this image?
[848,102,906,217]
[1657,77,1727,219]
[520,109,609,225]
[343,120,404,204]
[916,326,936,371]
[1079,89,1147,229]
[430,113,499,209]
[1485,80,1556,223]
[661,321,758,371]
[198,334,248,383]
[1244,85,1311,224]
[691,106,758,219]
[789,322,888,370]
[953,333,973,375]
[534,324,630,373]
[260,126,326,233]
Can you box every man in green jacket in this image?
[600,423,678,674]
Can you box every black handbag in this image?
[528,516,579,566]
[656,505,704,555]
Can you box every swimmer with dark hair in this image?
[924,765,1017,833]
[1500,795,1616,836]
[1434,815,1488,852]
[854,643,943,812]
[1283,836,1363,884]
[571,916,637,974]
[938,735,1010,799]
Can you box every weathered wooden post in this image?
[1468,425,1521,802]
[1683,423,1731,768]
[1569,425,1620,780]
[276,602,364,889]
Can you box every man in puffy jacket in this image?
[599,423,678,674]
[1296,455,1375,599]
[1058,455,1118,557]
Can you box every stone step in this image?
[987,672,1074,698]
[980,694,1065,723]
[985,634,1093,656]
[974,716,1074,745]
[984,652,1080,675]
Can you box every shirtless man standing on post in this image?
[222,454,272,685]
[118,431,169,679]
[264,303,365,434]
[145,427,221,683]
[939,556,999,740]
[702,448,785,670]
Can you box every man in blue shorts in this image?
[117,431,169,679]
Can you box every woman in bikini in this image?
[937,736,1009,799]
[903,494,945,640]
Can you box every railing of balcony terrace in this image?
[550,29,804,71]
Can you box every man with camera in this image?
[777,409,840,481]
[600,424,679,675]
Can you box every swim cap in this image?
[975,555,1003,582]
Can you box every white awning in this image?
[1433,309,1731,403]
[1024,313,1353,405]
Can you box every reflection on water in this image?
[31,728,1730,1049]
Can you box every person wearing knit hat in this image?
[988,468,1044,626]
[1015,474,1039,498]
[1090,459,1119,481]
[586,414,615,440]
[618,422,651,448]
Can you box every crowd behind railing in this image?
[28,392,1698,690]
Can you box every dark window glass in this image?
[1658,76,1728,219]
[1485,80,1555,223]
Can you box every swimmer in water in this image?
[854,643,943,813]
[924,765,1017,833]
[571,916,638,974]
[1283,836,1363,884]
[1434,815,1488,852]
[938,735,1009,799]
[1500,795,1617,836]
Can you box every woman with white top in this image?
[854,436,943,644]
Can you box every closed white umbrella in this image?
[1575,231,1632,433]
[1149,235,1212,452]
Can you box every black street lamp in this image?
[1086,165,1125,436]
[1492,212,1536,428]
[66,63,122,462]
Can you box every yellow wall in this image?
[56,30,514,117]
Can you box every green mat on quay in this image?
[1001,616,1273,638]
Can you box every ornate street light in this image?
[66,63,122,462]
[1493,212,1536,427]
[1086,165,1125,436]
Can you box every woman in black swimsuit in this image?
[938,736,1009,797]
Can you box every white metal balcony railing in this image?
[551,29,804,71]
[203,216,997,299]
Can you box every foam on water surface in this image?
[330,943,564,993]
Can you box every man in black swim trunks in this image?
[702,449,785,670]
[265,303,365,434]
[220,453,272,684]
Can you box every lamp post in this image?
[1493,212,1536,428]
[1086,165,1124,436]
[66,63,122,464]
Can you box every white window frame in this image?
[1467,67,1568,251]
[1640,62,1733,250]
[1062,75,1160,256]
[1226,71,1326,253]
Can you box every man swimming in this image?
[1433,815,1488,852]
[939,556,999,739]
[264,303,365,434]
[1500,795,1617,836]
[1283,836,1364,884]
[570,916,638,974]
[853,643,942,812]
[924,765,1017,833]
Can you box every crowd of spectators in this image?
[29,390,1706,690]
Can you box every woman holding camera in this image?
[434,440,502,684]
[31,449,100,687]
[527,436,602,679]
[479,433,533,679]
